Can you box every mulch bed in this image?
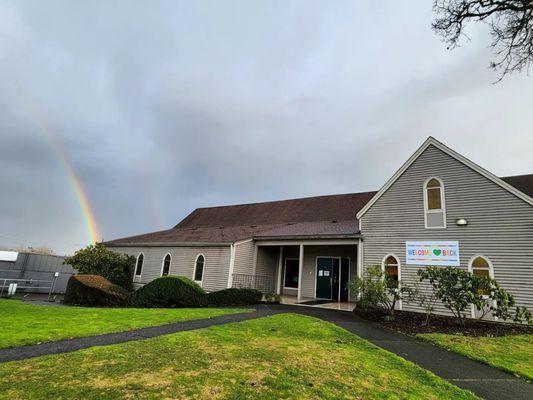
[354,309,533,337]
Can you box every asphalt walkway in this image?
[1,303,531,400]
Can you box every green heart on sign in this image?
[433,249,442,256]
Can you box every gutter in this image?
[253,234,362,241]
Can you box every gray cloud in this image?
[0,0,532,254]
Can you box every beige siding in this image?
[232,240,255,275]
[361,144,533,316]
[256,246,278,277]
[110,246,231,292]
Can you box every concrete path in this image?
[1,303,531,400]
[273,304,533,400]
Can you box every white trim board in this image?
[356,136,533,219]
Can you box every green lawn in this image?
[0,299,249,349]
[0,314,477,400]
[420,333,533,381]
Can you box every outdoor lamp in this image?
[455,218,468,226]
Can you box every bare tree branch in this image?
[433,0,533,81]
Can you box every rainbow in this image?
[9,83,100,244]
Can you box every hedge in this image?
[133,275,208,308]
[207,288,263,306]
[64,275,131,307]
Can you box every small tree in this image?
[349,265,414,318]
[419,267,478,326]
[419,266,532,326]
[412,281,439,326]
[65,243,135,291]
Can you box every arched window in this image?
[194,254,205,283]
[135,253,144,277]
[469,256,494,314]
[161,254,171,276]
[424,177,446,228]
[382,254,400,285]
[469,256,493,279]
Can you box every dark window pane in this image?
[384,255,399,284]
[427,178,441,188]
[284,259,299,288]
[472,257,490,269]
[427,187,442,210]
[162,255,171,276]
[195,255,204,281]
[473,268,490,278]
[135,254,144,276]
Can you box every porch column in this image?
[276,246,283,294]
[297,244,304,301]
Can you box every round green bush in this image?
[133,275,208,308]
[208,288,262,306]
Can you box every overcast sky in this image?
[1,1,532,255]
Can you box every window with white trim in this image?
[424,177,446,228]
[471,256,492,279]
[135,253,144,276]
[284,258,299,289]
[194,254,205,283]
[161,254,171,276]
[469,255,494,304]
[383,255,399,285]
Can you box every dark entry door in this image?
[340,257,350,302]
[316,257,333,299]
[332,258,340,301]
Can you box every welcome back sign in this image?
[406,241,460,266]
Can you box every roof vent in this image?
[332,220,338,223]
[287,222,294,225]
[218,226,224,229]
[250,225,257,228]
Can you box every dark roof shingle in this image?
[105,191,375,245]
[105,173,533,246]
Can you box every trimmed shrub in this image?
[64,243,135,291]
[264,292,281,304]
[64,275,131,307]
[134,275,208,308]
[208,288,262,306]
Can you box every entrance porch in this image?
[251,239,360,308]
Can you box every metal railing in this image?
[0,276,58,300]
[231,273,275,294]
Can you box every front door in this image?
[316,257,333,299]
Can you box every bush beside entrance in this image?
[207,288,262,306]
[133,275,263,308]
[133,276,208,308]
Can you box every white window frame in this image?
[134,252,144,279]
[423,176,447,229]
[382,254,402,310]
[193,253,205,286]
[160,253,172,276]
[283,258,299,290]
[468,255,495,318]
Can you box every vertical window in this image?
[161,254,171,276]
[284,258,299,288]
[424,177,446,228]
[194,254,205,282]
[135,253,144,276]
[383,255,400,285]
